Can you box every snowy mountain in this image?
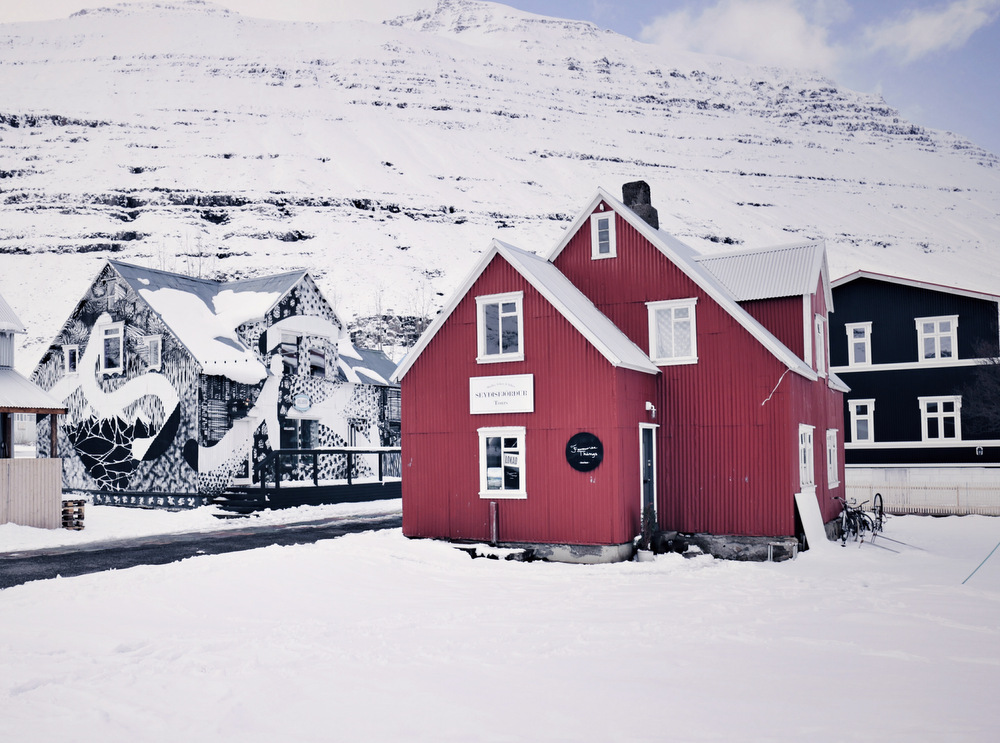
[2,0,999,367]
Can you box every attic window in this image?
[99,322,124,376]
[63,345,79,375]
[590,212,616,259]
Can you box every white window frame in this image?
[919,396,962,442]
[845,322,872,367]
[799,424,815,490]
[590,211,617,259]
[478,426,526,499]
[826,429,839,488]
[476,292,524,364]
[848,399,875,443]
[814,315,827,376]
[63,344,79,375]
[647,298,698,366]
[915,315,958,363]
[145,335,162,371]
[98,321,125,376]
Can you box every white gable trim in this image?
[392,240,659,382]
[548,189,819,382]
[832,270,1000,304]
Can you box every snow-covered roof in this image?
[110,261,307,384]
[0,291,26,334]
[392,239,660,382]
[547,188,823,383]
[832,270,1000,303]
[695,241,829,303]
[338,341,399,386]
[0,368,66,412]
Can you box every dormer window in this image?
[309,345,327,378]
[144,335,162,371]
[476,292,524,363]
[590,211,616,259]
[916,315,957,362]
[281,333,300,375]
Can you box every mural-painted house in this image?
[393,182,848,561]
[830,270,1000,514]
[32,260,400,508]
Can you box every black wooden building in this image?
[829,271,1000,514]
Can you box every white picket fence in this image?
[846,467,1000,516]
[0,458,63,529]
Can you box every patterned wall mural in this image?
[33,262,400,507]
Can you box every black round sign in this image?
[566,432,604,472]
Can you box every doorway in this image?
[639,423,658,533]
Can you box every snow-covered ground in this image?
[2,508,998,741]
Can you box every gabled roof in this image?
[0,291,26,334]
[338,342,399,386]
[832,270,1000,304]
[547,188,823,383]
[392,239,660,381]
[109,261,308,384]
[695,241,831,307]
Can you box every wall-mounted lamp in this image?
[645,401,656,419]
[977,446,984,456]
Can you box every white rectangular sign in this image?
[470,374,534,415]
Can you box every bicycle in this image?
[833,496,874,546]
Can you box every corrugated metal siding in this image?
[0,458,63,529]
[401,254,656,546]
[555,209,843,537]
[741,296,805,358]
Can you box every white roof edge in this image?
[392,238,660,382]
[495,241,659,375]
[829,371,850,393]
[832,270,1000,303]
[551,189,819,380]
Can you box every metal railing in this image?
[255,447,401,490]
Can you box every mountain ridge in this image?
[1,0,998,366]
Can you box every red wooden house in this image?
[393,182,847,561]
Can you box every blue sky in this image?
[9,1,1000,154]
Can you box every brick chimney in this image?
[622,180,659,230]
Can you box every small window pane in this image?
[484,304,500,355]
[940,336,952,357]
[501,314,519,354]
[857,420,869,440]
[928,418,939,438]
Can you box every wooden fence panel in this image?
[846,467,1000,516]
[0,458,63,529]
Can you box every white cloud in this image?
[638,0,843,73]
[863,0,1000,63]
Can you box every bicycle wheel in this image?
[840,507,849,545]
[872,493,884,532]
